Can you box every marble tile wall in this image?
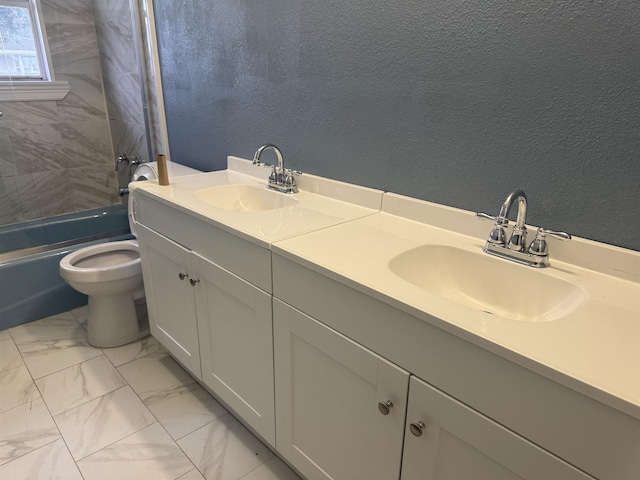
[93,0,166,188]
[0,0,118,226]
[0,0,165,230]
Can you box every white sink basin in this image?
[389,245,587,322]
[194,184,297,212]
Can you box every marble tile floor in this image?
[0,306,302,480]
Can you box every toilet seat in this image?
[59,240,141,283]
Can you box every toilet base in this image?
[87,293,149,348]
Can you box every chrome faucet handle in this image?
[284,169,298,191]
[128,155,142,176]
[268,165,278,183]
[476,212,508,225]
[528,228,571,256]
[115,153,129,172]
[476,212,509,246]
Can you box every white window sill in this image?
[0,80,70,102]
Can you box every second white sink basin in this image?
[389,245,587,322]
[194,184,297,212]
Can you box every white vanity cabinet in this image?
[270,253,637,480]
[194,252,275,444]
[401,376,592,480]
[136,223,202,377]
[273,299,409,480]
[273,298,595,480]
[133,197,277,445]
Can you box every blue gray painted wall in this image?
[153,0,640,251]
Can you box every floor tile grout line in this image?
[35,353,127,417]
[26,360,84,479]
[102,371,204,479]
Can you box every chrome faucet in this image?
[252,143,299,194]
[477,190,570,267]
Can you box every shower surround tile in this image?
[48,22,102,75]
[54,385,156,461]
[76,422,194,480]
[0,177,23,225]
[56,74,108,122]
[42,0,94,26]
[0,398,60,466]
[15,174,43,221]
[92,0,137,76]
[35,355,127,415]
[178,414,275,480]
[32,169,77,217]
[0,365,41,414]
[72,164,120,210]
[4,101,60,125]
[0,438,83,480]
[10,314,102,379]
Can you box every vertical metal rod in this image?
[128,0,154,163]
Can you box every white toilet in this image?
[59,160,201,348]
[59,240,148,347]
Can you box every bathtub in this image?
[0,206,133,330]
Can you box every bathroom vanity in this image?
[131,157,639,480]
[130,157,383,445]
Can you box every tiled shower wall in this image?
[0,0,158,228]
[0,0,117,226]
[92,0,152,174]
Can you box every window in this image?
[0,0,68,101]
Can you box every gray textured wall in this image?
[153,0,640,251]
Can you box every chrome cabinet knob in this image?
[378,400,393,415]
[178,272,188,280]
[190,278,200,286]
[409,421,426,437]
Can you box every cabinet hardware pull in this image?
[178,272,188,280]
[410,421,426,437]
[190,278,200,286]
[377,400,393,415]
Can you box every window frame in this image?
[0,0,68,101]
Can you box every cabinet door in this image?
[136,224,201,378]
[274,299,409,480]
[401,376,594,480]
[194,252,275,445]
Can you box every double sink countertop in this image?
[130,156,640,419]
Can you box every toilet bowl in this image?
[59,240,148,347]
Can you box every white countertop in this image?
[130,157,384,248]
[272,193,640,418]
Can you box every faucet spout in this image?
[253,144,284,172]
[497,190,527,229]
[498,190,528,251]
